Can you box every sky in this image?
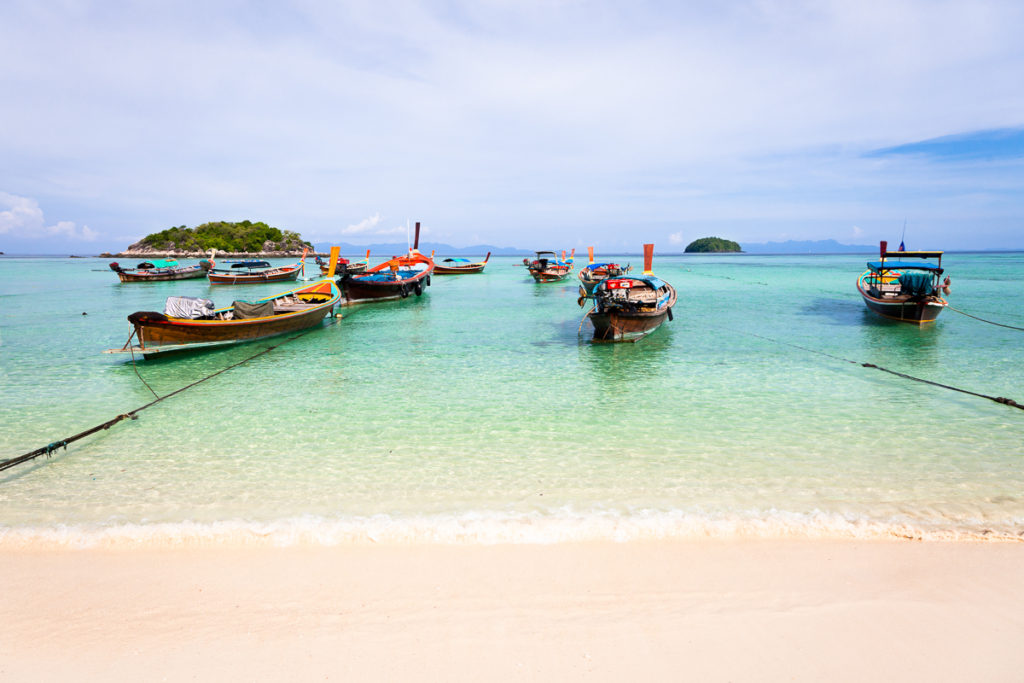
[1,0,1023,253]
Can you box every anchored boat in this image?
[318,249,370,276]
[108,258,212,282]
[340,222,434,301]
[525,249,575,282]
[857,241,950,324]
[577,247,631,293]
[582,244,676,342]
[207,250,307,284]
[105,279,341,358]
[433,252,490,274]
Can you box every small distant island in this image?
[116,220,316,257]
[684,237,742,253]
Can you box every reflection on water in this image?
[577,324,673,383]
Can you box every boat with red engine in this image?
[524,249,574,282]
[581,244,676,342]
[340,222,434,301]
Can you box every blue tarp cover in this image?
[898,272,935,296]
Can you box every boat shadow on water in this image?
[798,297,868,326]
[577,327,673,382]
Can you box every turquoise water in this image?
[1,253,1022,545]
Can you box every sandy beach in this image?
[2,540,1023,681]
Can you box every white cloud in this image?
[668,232,685,245]
[852,225,864,237]
[0,192,98,241]
[338,213,409,237]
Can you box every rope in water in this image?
[0,319,339,473]
[946,305,1024,332]
[732,328,1023,412]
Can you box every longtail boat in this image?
[318,249,370,276]
[207,249,307,285]
[524,249,574,282]
[433,252,490,274]
[105,279,341,358]
[857,240,950,324]
[341,222,434,301]
[581,244,676,342]
[577,246,631,293]
[108,258,212,282]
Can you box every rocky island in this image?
[684,237,742,253]
[113,220,320,257]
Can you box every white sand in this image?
[2,540,1023,681]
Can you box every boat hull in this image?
[589,283,677,342]
[342,269,431,301]
[115,266,208,282]
[115,280,340,357]
[207,267,302,285]
[434,263,486,274]
[529,267,571,282]
[856,278,946,324]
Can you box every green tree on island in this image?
[684,237,742,253]
[139,220,313,253]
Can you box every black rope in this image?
[946,305,1024,332]
[723,327,1024,412]
[1,318,340,473]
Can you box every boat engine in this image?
[108,262,122,272]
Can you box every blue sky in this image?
[1,0,1023,253]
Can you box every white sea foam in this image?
[1,509,1021,549]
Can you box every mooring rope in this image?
[729,327,1023,412]
[0,318,340,473]
[946,305,1024,332]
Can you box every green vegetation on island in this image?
[684,237,742,253]
[134,220,313,253]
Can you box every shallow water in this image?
[1,252,1022,545]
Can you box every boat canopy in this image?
[584,262,619,270]
[230,260,271,268]
[867,261,943,272]
[443,258,470,263]
[138,259,178,269]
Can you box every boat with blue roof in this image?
[857,240,951,324]
[524,249,574,282]
[108,257,212,282]
[582,244,676,342]
[207,249,307,285]
[434,252,490,274]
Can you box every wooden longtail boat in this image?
[340,222,434,301]
[108,258,212,282]
[318,249,370,276]
[857,240,950,324]
[577,246,631,293]
[524,249,575,282]
[207,250,307,285]
[581,244,676,342]
[105,279,341,358]
[433,252,490,274]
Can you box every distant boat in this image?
[318,249,370,276]
[857,241,950,324]
[341,222,434,301]
[524,249,575,282]
[577,246,631,293]
[582,244,676,342]
[105,279,341,358]
[108,258,212,282]
[207,250,307,285]
[433,252,490,274]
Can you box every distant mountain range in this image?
[740,239,875,254]
[312,241,531,256]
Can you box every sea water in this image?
[1,252,1022,546]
